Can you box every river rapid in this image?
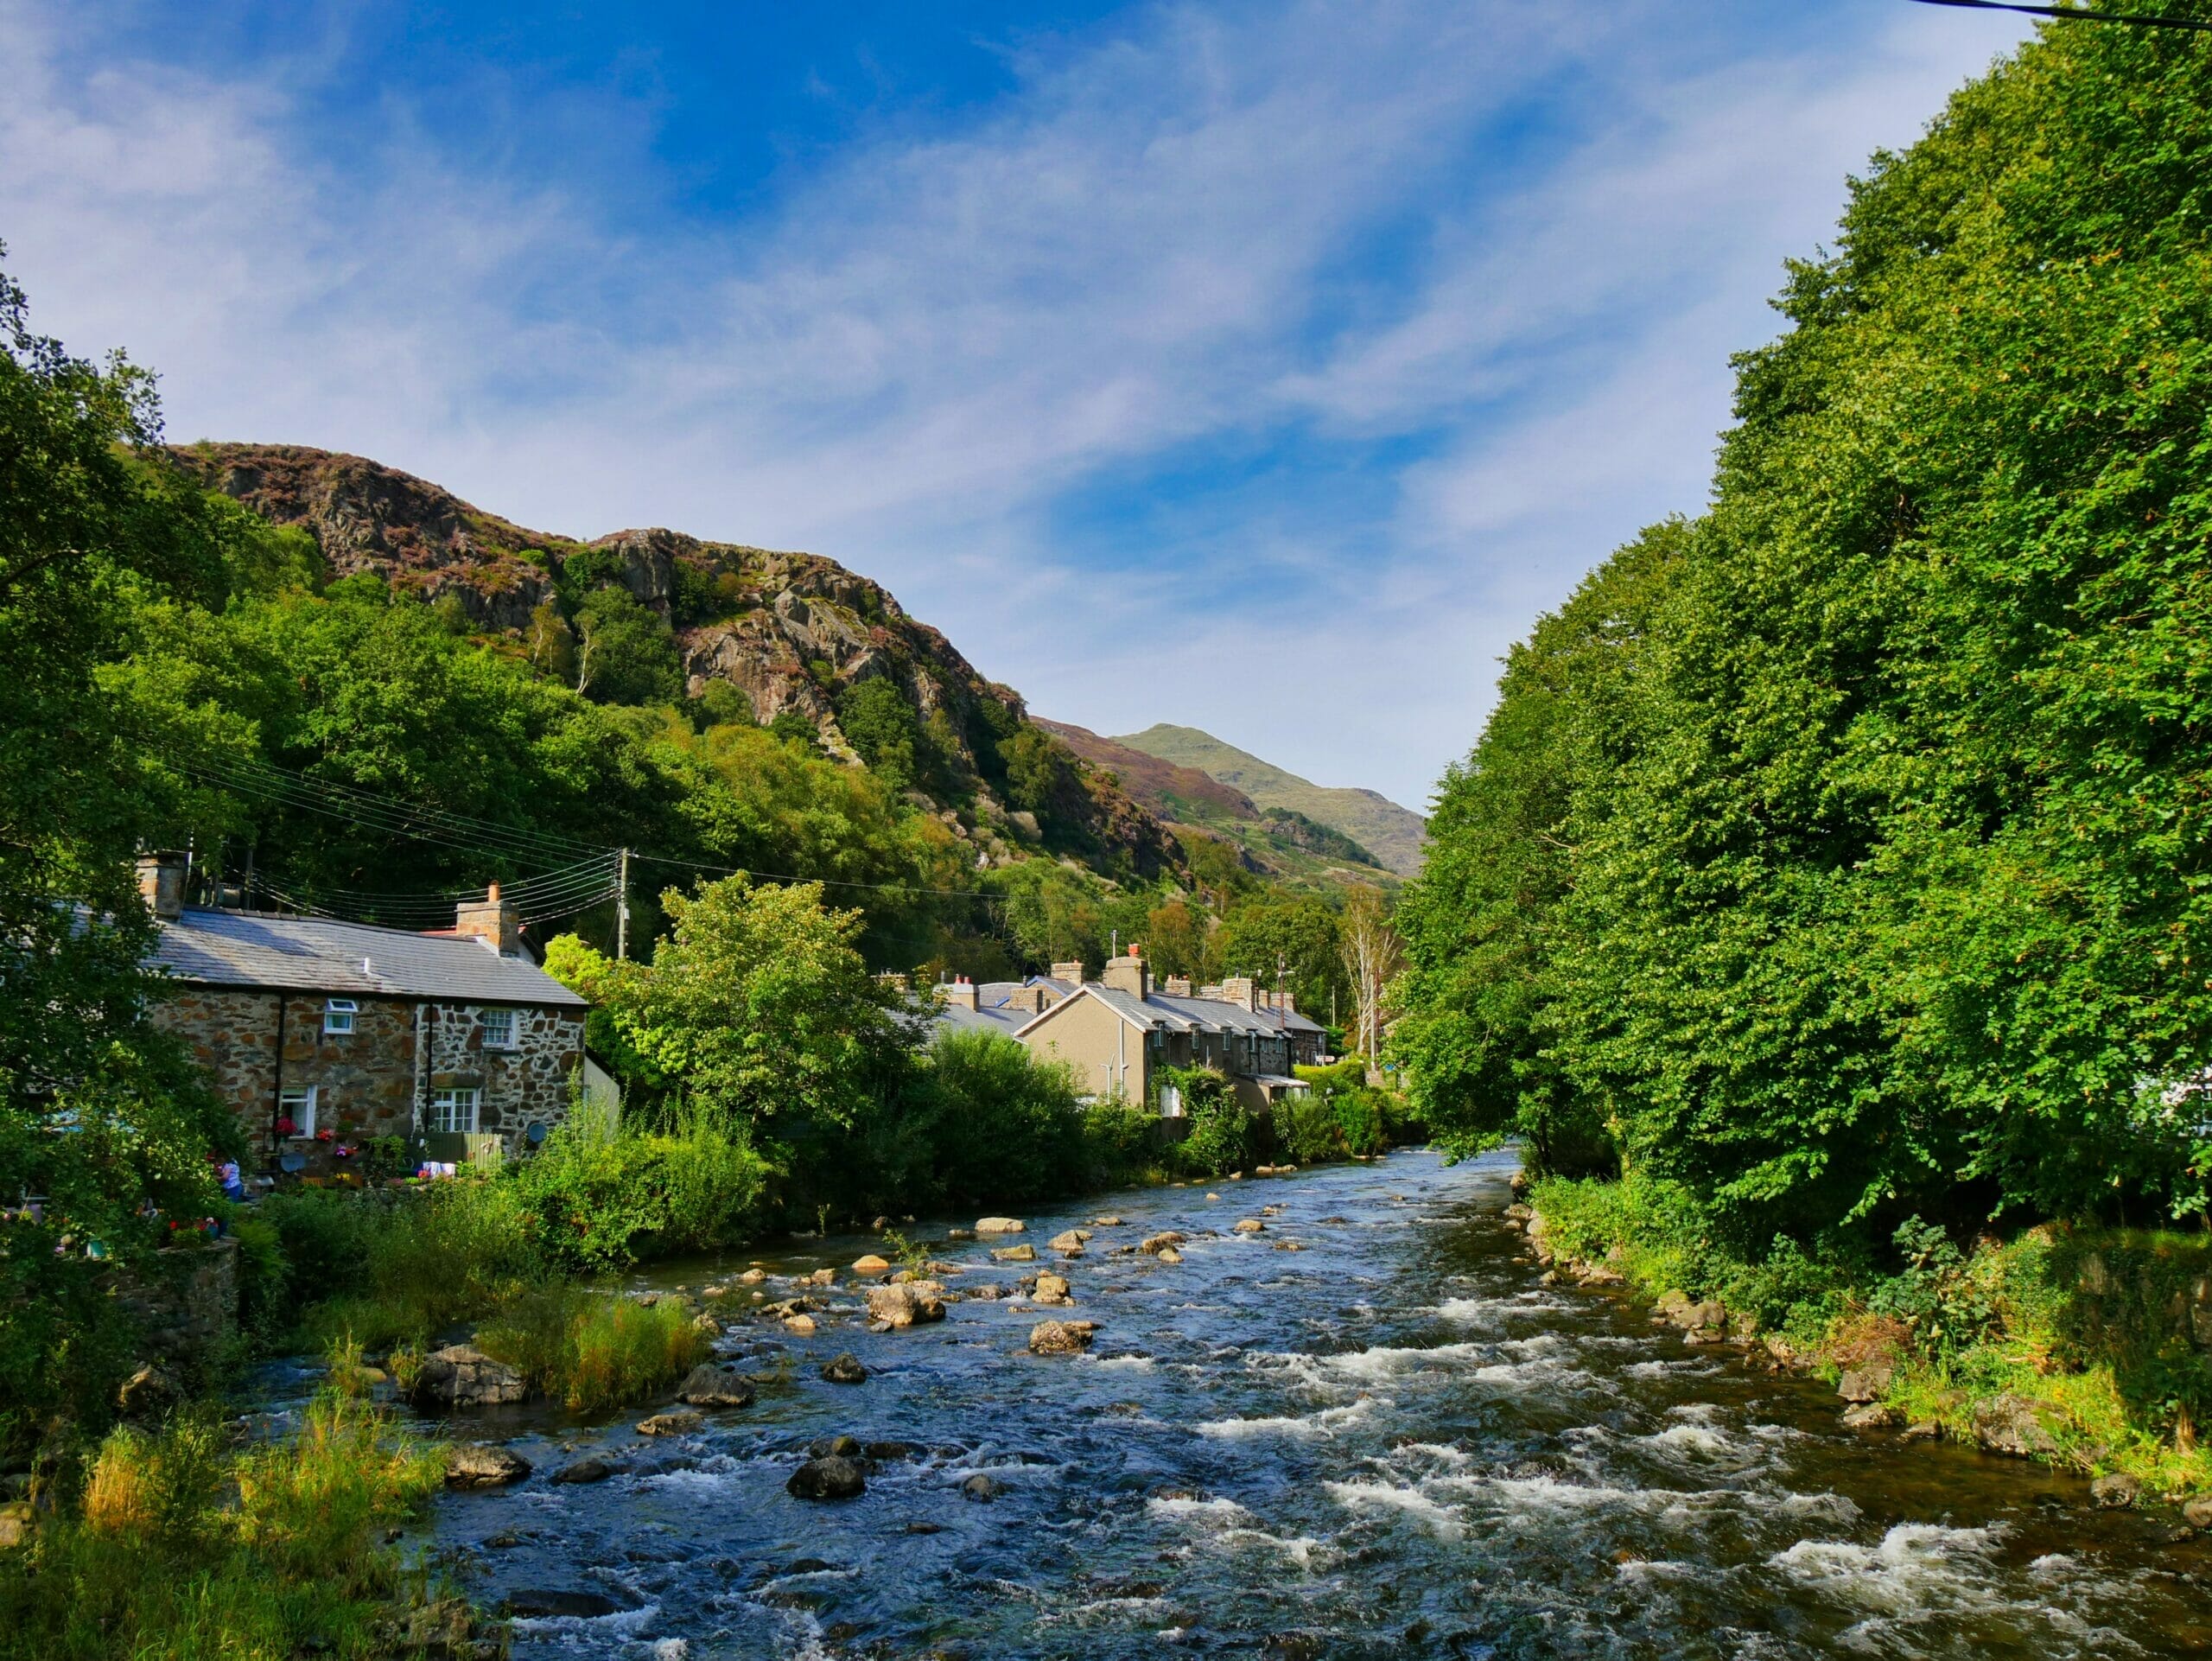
[400,1148,2211,1658]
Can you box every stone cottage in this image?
[137,854,588,1167]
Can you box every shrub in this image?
[1272,1091,1344,1164]
[513,1098,770,1270]
[1077,1098,1160,1188]
[1165,1069,1255,1179]
[916,1031,1087,1204]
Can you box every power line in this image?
[183,753,1016,911]
[1909,0,2212,29]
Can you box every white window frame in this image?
[430,1087,480,1135]
[479,1007,518,1051]
[323,997,357,1035]
[278,1085,317,1138]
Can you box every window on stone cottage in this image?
[323,998,357,1035]
[479,1007,518,1050]
[430,1087,480,1135]
[278,1085,317,1137]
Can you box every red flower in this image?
[275,1117,297,1137]
[315,1128,336,1142]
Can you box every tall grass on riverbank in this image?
[1533,1172,2212,1498]
[472,1284,709,1411]
[0,1346,453,1659]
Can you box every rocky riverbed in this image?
[328,1149,2212,1656]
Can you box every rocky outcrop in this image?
[167,442,1185,880]
[1970,1394,2057,1458]
[820,1353,869,1384]
[410,1345,526,1409]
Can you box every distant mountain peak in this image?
[1107,723,1427,877]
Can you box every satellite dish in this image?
[278,1153,307,1174]
[524,1122,548,1148]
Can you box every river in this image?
[391,1148,2212,1657]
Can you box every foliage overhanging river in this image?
[272,1149,2212,1657]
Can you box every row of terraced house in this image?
[928,947,1327,1116]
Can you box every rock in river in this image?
[2093,1473,2141,1510]
[866,1281,946,1328]
[852,1254,892,1274]
[550,1456,621,1485]
[410,1344,527,1408]
[444,1442,532,1488]
[788,1455,868,1500]
[1138,1231,1185,1256]
[810,1434,864,1459]
[990,1244,1036,1263]
[962,1473,1005,1502]
[1033,1272,1072,1306]
[637,1410,704,1437]
[976,1217,1026,1235]
[503,1589,626,1619]
[1029,1320,1097,1355]
[1971,1393,2056,1458]
[820,1352,869,1384]
[676,1365,756,1409]
[1231,1219,1267,1235]
[1836,1359,1895,1403]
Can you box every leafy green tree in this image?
[1217,894,1346,1017]
[572,584,683,706]
[836,677,921,792]
[0,250,246,1451]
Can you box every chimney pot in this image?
[454,885,519,954]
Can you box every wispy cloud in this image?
[0,0,2028,806]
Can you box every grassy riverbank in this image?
[1529,1172,2212,1500]
[0,1350,490,1661]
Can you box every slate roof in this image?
[148,907,587,1007]
[929,1002,1031,1040]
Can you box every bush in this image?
[912,1031,1087,1205]
[1272,1091,1344,1164]
[1163,1069,1255,1179]
[261,1179,539,1350]
[513,1098,770,1270]
[1077,1098,1160,1188]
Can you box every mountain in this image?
[1109,723,1427,876]
[170,443,1181,881]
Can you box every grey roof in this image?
[930,1002,1031,1040]
[1151,993,1281,1035]
[149,907,586,1007]
[1273,1009,1326,1034]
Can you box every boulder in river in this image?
[962,1473,1005,1502]
[820,1352,869,1384]
[676,1365,756,1409]
[550,1456,622,1485]
[410,1345,527,1408]
[1092,1215,1123,1227]
[2092,1473,2141,1510]
[865,1282,946,1329]
[444,1442,532,1487]
[1837,1360,1895,1403]
[976,1217,1026,1235]
[1231,1219,1266,1235]
[1029,1320,1097,1355]
[1138,1231,1185,1256]
[787,1455,867,1500]
[637,1410,704,1437]
[1033,1273,1072,1306]
[852,1254,891,1274]
[991,1244,1037,1263]
[1971,1393,2056,1458]
[1155,1246,1184,1264]
[810,1433,864,1459]
[737,1267,766,1283]
[2183,1496,2212,1530]
[784,1313,817,1335]
[1840,1403,1900,1432]
[502,1589,624,1619]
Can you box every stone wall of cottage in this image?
[423,1001,584,1155]
[151,985,583,1166]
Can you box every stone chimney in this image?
[1266,990,1298,1015]
[1005,985,1051,1014]
[454,882,520,955]
[137,852,187,921]
[1102,946,1149,1002]
[875,971,912,996]
[1163,975,1193,997]
[1050,959,1087,986]
[937,977,979,1011]
[1219,976,1262,1012]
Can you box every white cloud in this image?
[0,0,2030,808]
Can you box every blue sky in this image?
[2,0,2031,809]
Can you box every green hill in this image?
[1111,724,1427,875]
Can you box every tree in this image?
[836,678,921,793]
[1338,883,1401,1070]
[572,584,683,706]
[1217,894,1345,1017]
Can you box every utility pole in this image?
[616,848,631,960]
